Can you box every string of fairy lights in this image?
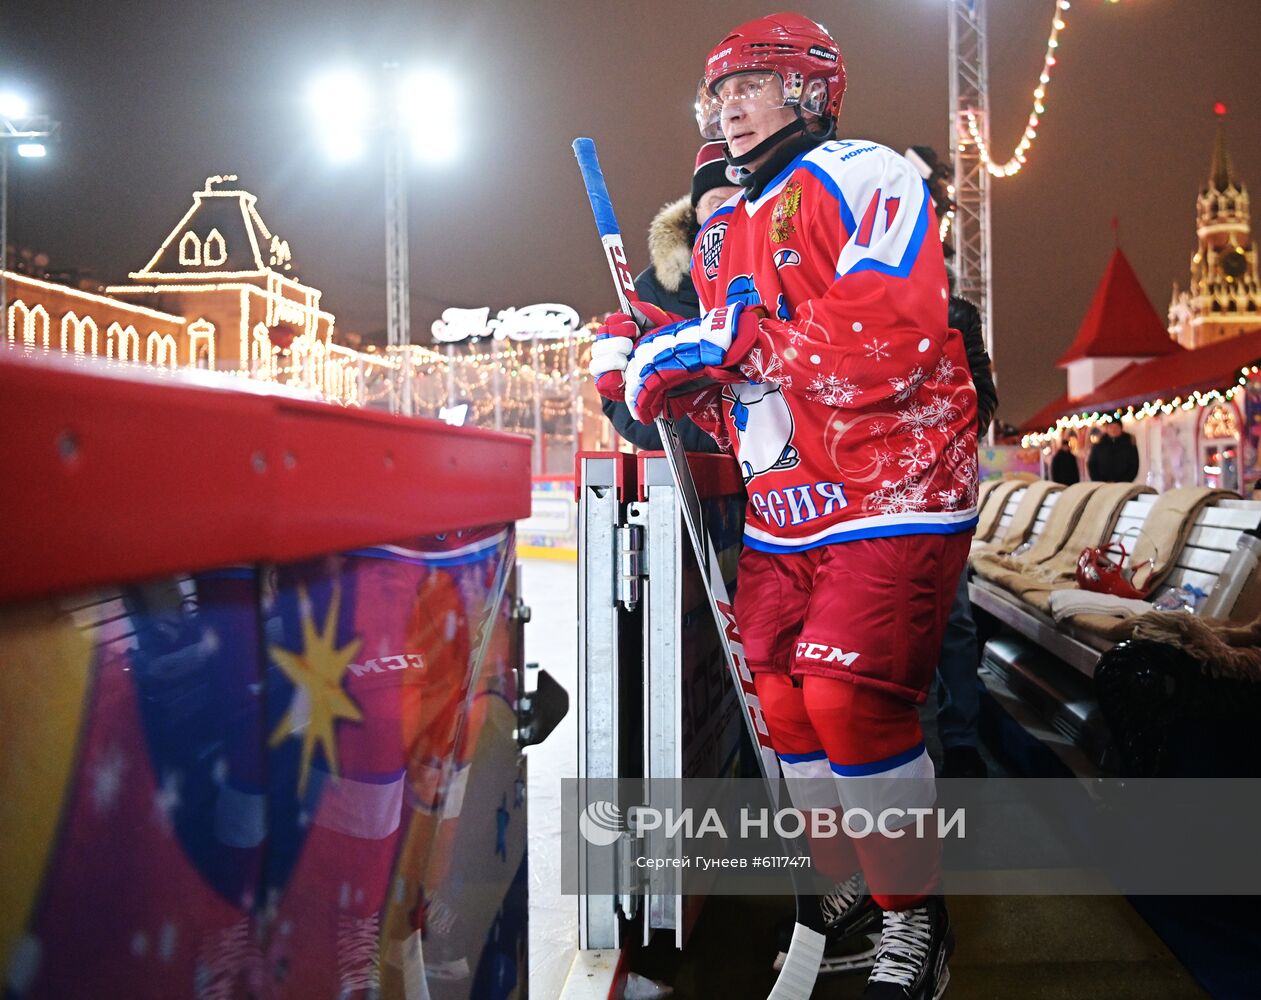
[965,0,1074,179]
[940,0,1121,243]
[377,327,599,432]
[1021,365,1260,449]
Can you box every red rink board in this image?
[0,354,532,603]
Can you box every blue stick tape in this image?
[572,137,622,239]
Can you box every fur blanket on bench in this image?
[1132,612,1261,682]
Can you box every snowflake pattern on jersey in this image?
[936,487,962,511]
[897,442,931,475]
[898,394,961,439]
[740,347,792,388]
[789,303,831,347]
[668,386,733,453]
[945,432,974,467]
[866,474,932,515]
[844,352,978,518]
[946,433,980,508]
[864,338,890,362]
[889,366,928,403]
[932,355,959,385]
[807,373,861,406]
[692,391,734,452]
[925,394,962,426]
[898,403,939,440]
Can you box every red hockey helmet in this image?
[696,12,847,140]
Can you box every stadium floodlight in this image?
[0,93,29,121]
[307,63,461,416]
[1,88,60,326]
[307,70,373,162]
[400,69,459,164]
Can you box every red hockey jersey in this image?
[685,139,979,553]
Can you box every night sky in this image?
[3,0,1258,424]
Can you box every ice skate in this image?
[862,896,953,999]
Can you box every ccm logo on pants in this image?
[796,642,860,667]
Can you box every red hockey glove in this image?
[588,303,687,403]
[588,312,638,402]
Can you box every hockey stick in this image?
[573,137,825,1000]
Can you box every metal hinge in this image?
[616,520,645,611]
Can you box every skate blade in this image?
[933,964,951,1000]
[772,933,879,974]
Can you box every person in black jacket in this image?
[599,142,740,452]
[1051,438,1080,485]
[1087,422,1141,482]
[949,295,996,437]
[935,294,997,779]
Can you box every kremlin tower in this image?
[1168,106,1261,349]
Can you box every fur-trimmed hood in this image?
[647,196,696,294]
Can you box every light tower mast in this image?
[382,63,413,417]
[948,0,995,401]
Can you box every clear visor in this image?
[694,71,787,140]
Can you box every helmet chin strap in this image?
[722,111,837,180]
[723,117,806,172]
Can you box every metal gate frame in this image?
[575,451,745,953]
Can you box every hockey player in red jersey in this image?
[590,12,976,999]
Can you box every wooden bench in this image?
[970,486,1064,561]
[972,484,1026,545]
[970,494,1261,769]
[973,479,1027,542]
[971,497,1261,678]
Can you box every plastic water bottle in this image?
[1151,583,1208,613]
[1200,534,1261,618]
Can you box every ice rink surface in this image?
[521,557,580,999]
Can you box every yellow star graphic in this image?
[268,582,363,797]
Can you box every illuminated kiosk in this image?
[0,352,558,999]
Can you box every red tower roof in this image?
[1056,248,1182,365]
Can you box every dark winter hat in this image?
[691,141,740,206]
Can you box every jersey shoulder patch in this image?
[799,139,903,191]
[694,209,732,282]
